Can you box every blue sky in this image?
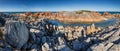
[0,0,120,12]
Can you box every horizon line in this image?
[0,10,120,12]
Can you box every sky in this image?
[0,0,120,12]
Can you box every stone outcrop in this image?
[4,21,29,49]
[86,24,96,35]
[109,44,120,51]
[86,24,101,35]
[0,17,5,26]
[0,18,119,51]
[102,12,114,18]
[116,14,120,17]
[0,12,120,51]
[13,11,108,23]
[114,14,120,18]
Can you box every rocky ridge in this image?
[0,13,120,51]
[12,11,108,23]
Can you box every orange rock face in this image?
[25,12,32,16]
[102,12,114,18]
[14,11,108,23]
[86,24,96,35]
[32,12,40,17]
[86,24,101,35]
[113,14,120,18]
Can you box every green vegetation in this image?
[76,10,92,14]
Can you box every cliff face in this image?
[13,11,109,23]
[102,12,114,18]
[77,12,107,23]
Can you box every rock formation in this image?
[102,12,114,18]
[13,11,108,23]
[0,17,5,26]
[0,12,120,51]
[4,21,29,49]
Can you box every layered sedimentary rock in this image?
[13,11,108,23]
[115,14,120,17]
[102,12,114,18]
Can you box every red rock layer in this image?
[14,12,108,23]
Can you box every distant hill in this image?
[75,10,92,14]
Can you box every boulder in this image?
[58,46,71,51]
[86,24,96,35]
[5,21,29,49]
[29,32,36,43]
[72,40,81,50]
[42,42,50,51]
[0,17,5,26]
[0,39,13,51]
[42,37,46,44]
[0,47,13,51]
